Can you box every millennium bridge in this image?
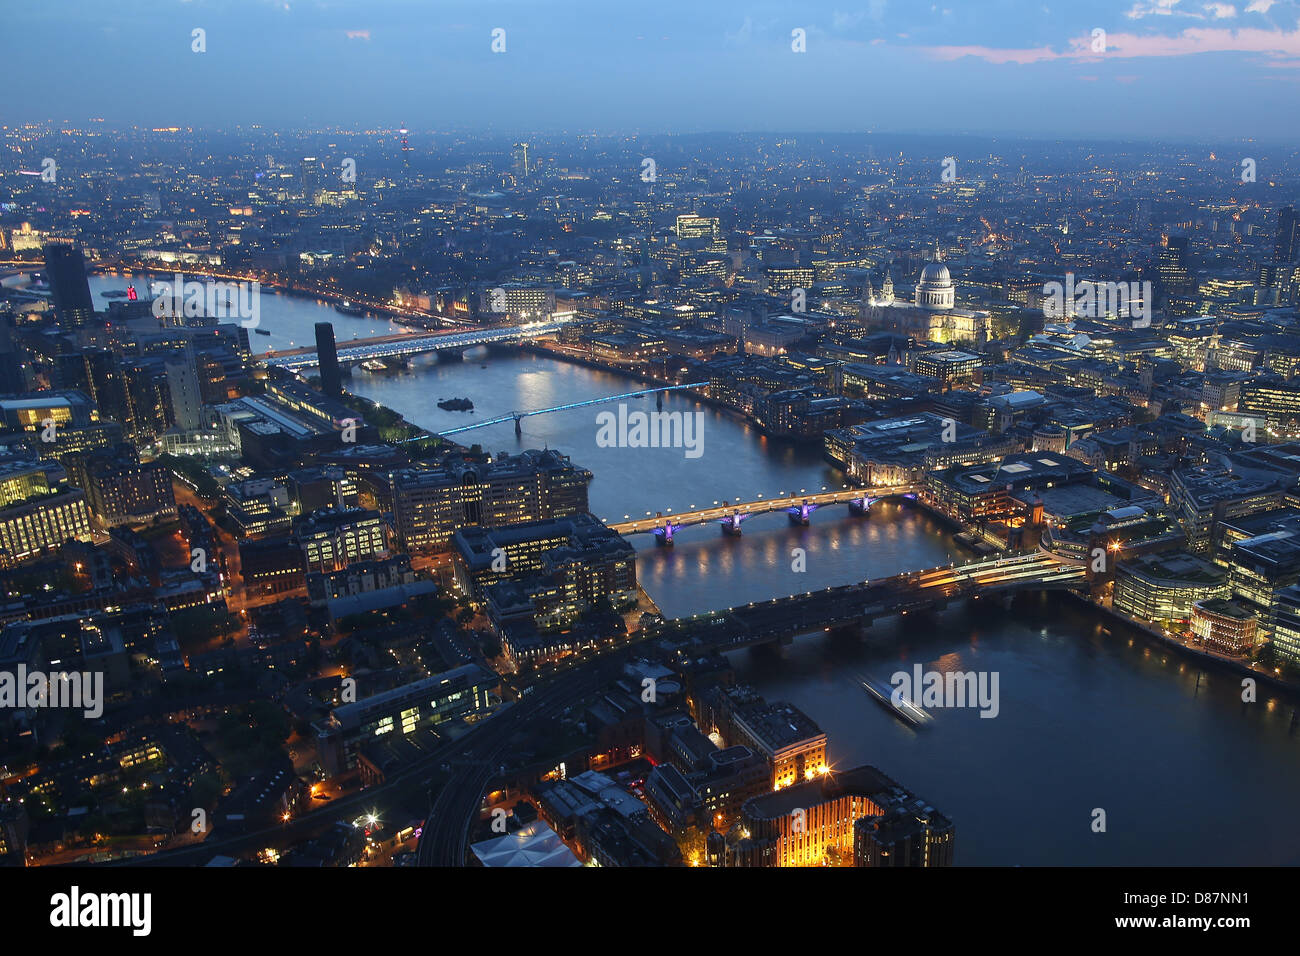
[431,382,711,438]
[644,549,1088,651]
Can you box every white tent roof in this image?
[470,820,582,868]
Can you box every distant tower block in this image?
[513,142,531,179]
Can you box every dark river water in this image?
[91,274,1300,864]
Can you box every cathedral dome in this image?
[919,262,951,285]
[915,262,955,311]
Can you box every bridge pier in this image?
[654,524,676,547]
[848,497,871,516]
[787,501,818,526]
[514,415,522,437]
[827,620,872,642]
[721,513,744,536]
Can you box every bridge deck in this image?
[265,321,568,369]
[608,485,918,533]
[646,551,1086,650]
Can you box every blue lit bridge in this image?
[607,485,920,542]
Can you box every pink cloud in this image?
[345,29,371,41]
[923,43,1077,64]
[922,24,1300,63]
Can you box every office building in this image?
[708,765,953,868]
[293,507,387,574]
[1169,467,1287,556]
[313,663,497,776]
[451,512,635,603]
[393,449,591,551]
[512,142,531,179]
[1113,551,1228,624]
[0,487,93,567]
[1275,206,1299,264]
[914,349,984,386]
[728,700,827,790]
[43,243,95,331]
[1269,584,1300,665]
[164,355,204,431]
[1226,529,1300,643]
[65,444,177,528]
[1191,598,1258,656]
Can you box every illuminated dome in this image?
[919,263,950,285]
[915,262,955,311]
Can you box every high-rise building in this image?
[43,243,95,331]
[300,156,324,200]
[165,354,204,431]
[315,322,342,398]
[1156,235,1198,316]
[675,214,720,242]
[1157,235,1191,287]
[0,314,25,394]
[513,142,531,179]
[1274,206,1299,264]
[400,127,413,168]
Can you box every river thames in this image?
[91,274,1300,864]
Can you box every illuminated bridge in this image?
[644,550,1088,651]
[264,321,569,371]
[430,382,711,438]
[607,485,921,544]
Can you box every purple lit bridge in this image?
[605,485,921,546]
